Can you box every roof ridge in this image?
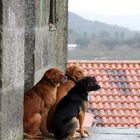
[68,60,140,64]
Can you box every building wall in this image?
[0,0,68,140]
[34,0,68,84]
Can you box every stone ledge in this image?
[24,127,140,140]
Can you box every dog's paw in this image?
[67,132,81,140]
[83,128,92,136]
[72,131,81,139]
[45,132,55,138]
[86,131,92,136]
[41,129,54,138]
[81,132,89,138]
[76,128,91,137]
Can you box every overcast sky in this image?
[68,0,140,31]
[69,0,140,15]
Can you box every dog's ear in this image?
[44,68,54,79]
[44,68,66,84]
[44,69,52,78]
[66,66,73,77]
[91,76,97,82]
[44,68,60,79]
[66,64,85,81]
[73,65,85,81]
[78,76,89,89]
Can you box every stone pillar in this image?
[0,0,25,140]
[24,0,35,91]
[0,0,68,139]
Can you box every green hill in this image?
[68,12,138,38]
[68,12,140,60]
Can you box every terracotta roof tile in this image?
[68,61,140,128]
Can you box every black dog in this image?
[52,76,100,140]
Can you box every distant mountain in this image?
[73,11,140,32]
[68,12,139,38]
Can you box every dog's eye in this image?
[55,73,59,76]
[91,77,97,83]
[78,71,82,74]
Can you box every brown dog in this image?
[23,68,67,139]
[47,64,85,132]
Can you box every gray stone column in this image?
[0,0,68,139]
[24,0,35,91]
[0,0,25,140]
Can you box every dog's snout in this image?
[96,84,101,90]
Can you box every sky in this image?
[68,0,140,31]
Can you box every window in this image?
[49,0,57,31]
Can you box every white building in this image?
[68,43,77,51]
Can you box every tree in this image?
[99,30,110,39]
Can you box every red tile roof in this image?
[68,61,140,128]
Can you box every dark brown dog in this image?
[52,76,100,140]
[23,68,66,139]
[47,64,85,132]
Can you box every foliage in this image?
[68,12,140,60]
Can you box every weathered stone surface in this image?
[24,0,35,91]
[0,0,25,140]
[82,127,140,140]
[34,0,68,83]
[25,127,140,140]
[0,0,68,140]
